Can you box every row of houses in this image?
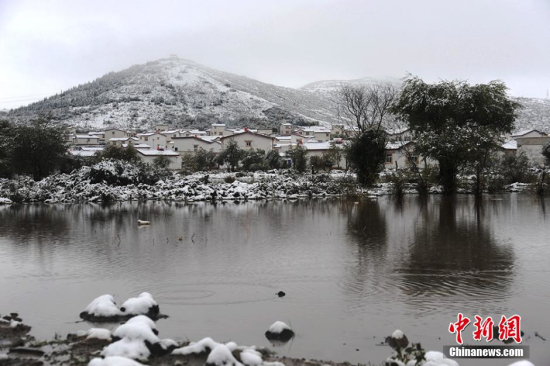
[67,123,550,170]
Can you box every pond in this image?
[0,196,549,366]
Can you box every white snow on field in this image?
[83,295,121,318]
[120,292,157,315]
[268,321,291,334]
[89,355,146,366]
[86,328,112,341]
[100,338,150,361]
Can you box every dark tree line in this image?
[0,117,68,180]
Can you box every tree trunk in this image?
[439,161,457,195]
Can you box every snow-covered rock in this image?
[507,362,535,366]
[205,344,242,366]
[387,329,409,349]
[112,316,159,344]
[422,351,459,366]
[88,357,146,366]
[265,321,295,341]
[80,295,122,321]
[100,338,150,361]
[172,337,220,355]
[239,348,263,366]
[120,292,159,318]
[86,328,112,341]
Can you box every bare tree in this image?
[334,83,399,136]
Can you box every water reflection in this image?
[397,197,516,311]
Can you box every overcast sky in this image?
[1,0,550,109]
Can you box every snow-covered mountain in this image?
[4,57,339,130]
[3,57,549,133]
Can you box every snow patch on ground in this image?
[172,337,220,355]
[88,355,146,366]
[86,328,112,341]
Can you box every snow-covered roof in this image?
[123,143,151,149]
[386,141,413,150]
[275,136,292,141]
[137,149,179,156]
[300,126,330,132]
[501,140,518,150]
[212,124,226,127]
[512,129,546,137]
[220,130,273,140]
[136,133,155,137]
[70,149,102,157]
[75,135,99,139]
[281,123,292,126]
[173,136,217,144]
[303,142,332,150]
[88,131,105,136]
[386,127,410,135]
[228,128,258,134]
[162,130,179,134]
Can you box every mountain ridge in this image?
[2,57,549,133]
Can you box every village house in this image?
[384,141,433,169]
[88,131,105,144]
[257,128,274,136]
[330,124,346,137]
[161,130,180,142]
[516,135,550,165]
[498,139,518,157]
[279,123,293,136]
[181,129,208,137]
[171,136,222,154]
[296,126,331,142]
[104,128,128,140]
[69,146,104,158]
[511,129,547,139]
[154,124,169,132]
[386,127,413,142]
[220,130,274,151]
[73,134,100,146]
[107,137,139,147]
[136,149,181,170]
[136,132,168,149]
[302,141,347,168]
[210,124,229,136]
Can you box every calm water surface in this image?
[0,196,549,366]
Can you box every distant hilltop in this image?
[3,57,549,134]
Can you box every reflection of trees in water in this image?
[398,197,515,301]
[0,204,69,243]
[341,199,388,301]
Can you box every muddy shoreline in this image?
[0,314,376,366]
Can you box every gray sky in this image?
[1,0,550,109]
